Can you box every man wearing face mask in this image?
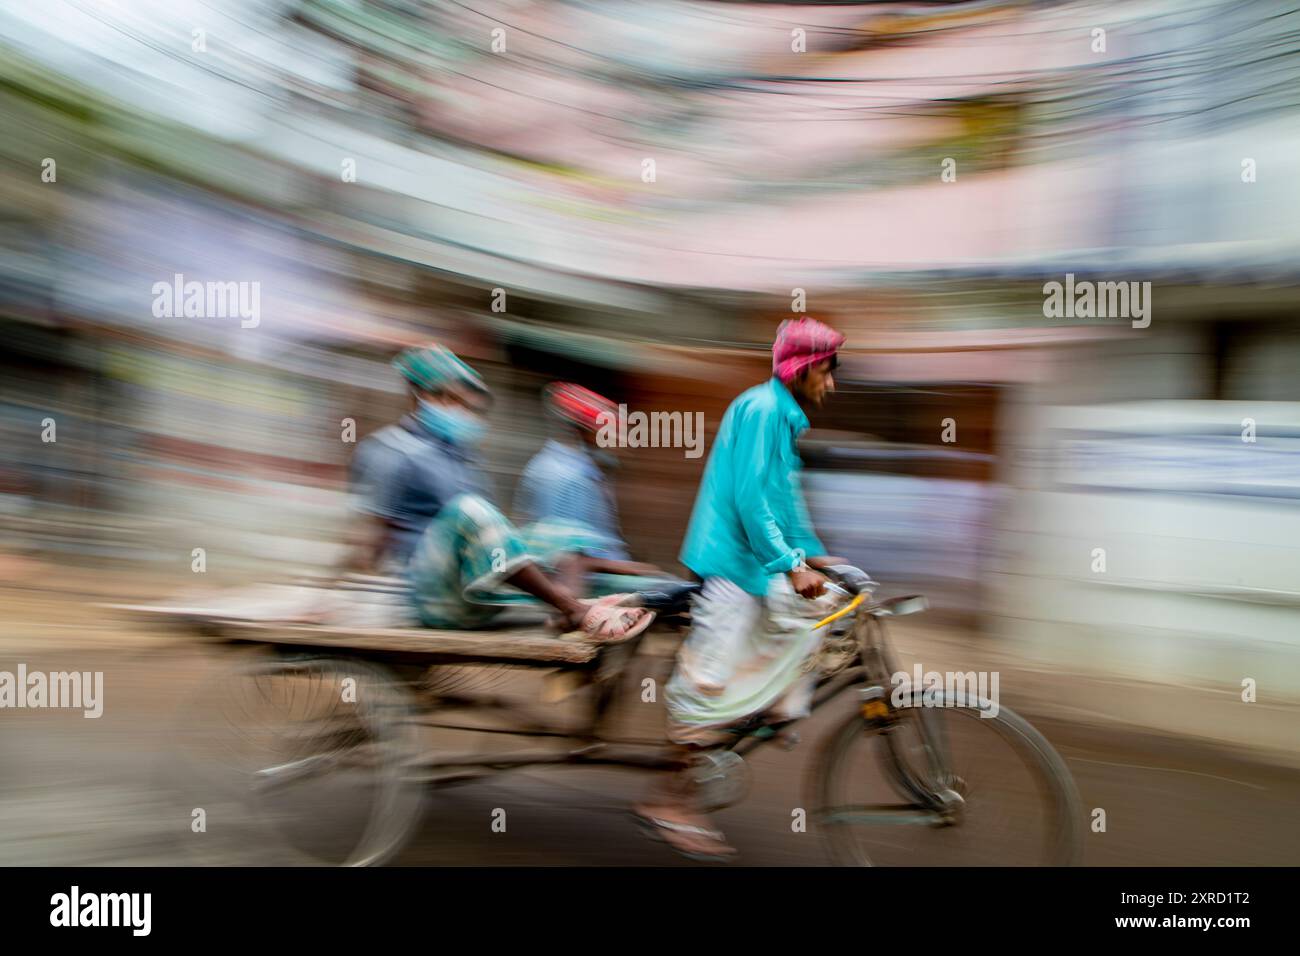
[345,344,655,640]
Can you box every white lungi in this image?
[665,574,838,745]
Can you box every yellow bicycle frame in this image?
[812,593,864,630]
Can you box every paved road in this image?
[2,636,1298,867]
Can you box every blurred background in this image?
[2,0,1299,865]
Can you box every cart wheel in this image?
[163,649,426,866]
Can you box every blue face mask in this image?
[416,399,485,448]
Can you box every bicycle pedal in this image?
[859,686,895,724]
[861,699,890,720]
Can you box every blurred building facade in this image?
[2,0,1299,712]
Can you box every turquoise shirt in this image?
[680,377,826,596]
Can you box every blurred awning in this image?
[484,315,728,379]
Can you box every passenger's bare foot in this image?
[553,596,655,642]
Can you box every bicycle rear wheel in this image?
[164,649,426,866]
[812,689,1083,866]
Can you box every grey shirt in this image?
[349,413,488,567]
[515,440,629,561]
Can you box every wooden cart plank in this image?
[103,602,606,663]
[216,621,599,663]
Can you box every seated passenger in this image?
[515,382,665,596]
[343,343,654,640]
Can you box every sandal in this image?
[573,594,656,643]
[630,810,737,863]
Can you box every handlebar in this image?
[821,564,878,596]
[810,565,879,630]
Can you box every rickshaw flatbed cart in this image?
[110,568,1084,867]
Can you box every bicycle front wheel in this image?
[812,690,1083,866]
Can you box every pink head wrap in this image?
[772,317,845,383]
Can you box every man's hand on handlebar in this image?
[787,567,828,599]
[819,563,877,596]
[787,556,872,599]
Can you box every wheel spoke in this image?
[818,804,946,827]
